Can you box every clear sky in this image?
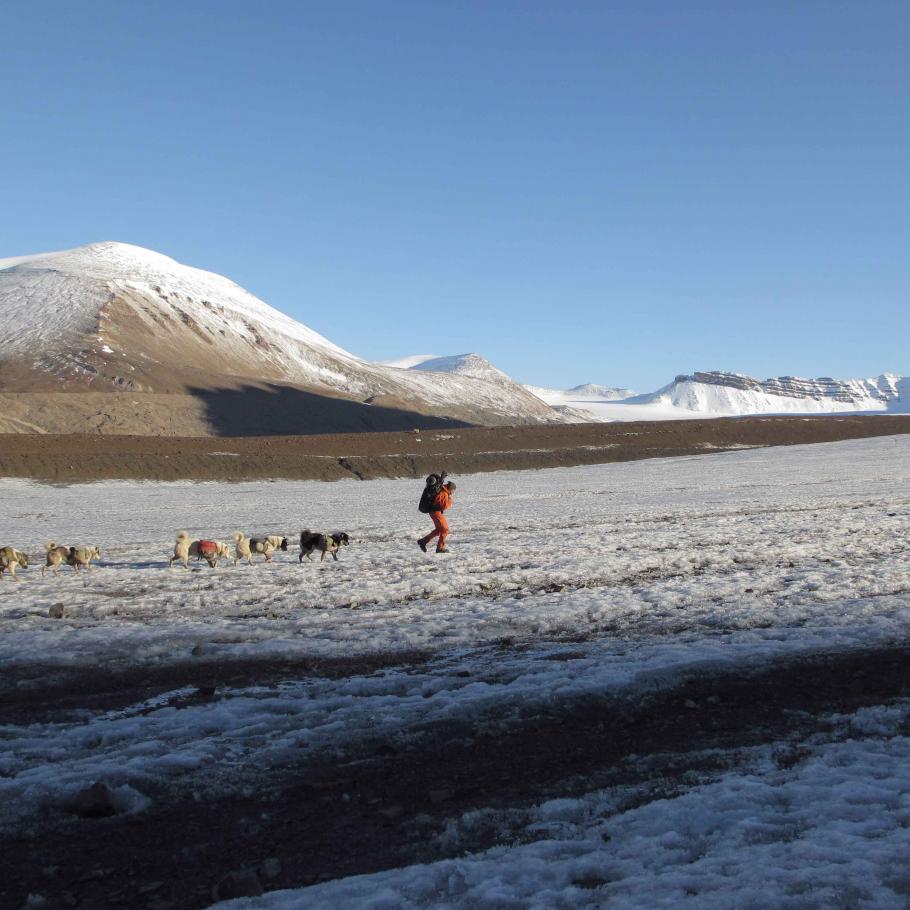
[2,1,908,391]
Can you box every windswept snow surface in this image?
[3,437,910,907]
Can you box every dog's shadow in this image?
[114,560,177,571]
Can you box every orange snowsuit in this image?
[423,487,453,551]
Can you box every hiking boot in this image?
[435,547,450,554]
[417,538,428,553]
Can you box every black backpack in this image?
[418,472,447,513]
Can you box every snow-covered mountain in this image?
[567,383,636,399]
[381,352,598,422]
[525,383,635,404]
[637,371,908,415]
[536,370,909,422]
[384,352,517,385]
[2,242,906,434]
[524,383,637,421]
[0,242,559,433]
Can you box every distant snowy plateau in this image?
[527,372,910,422]
[0,241,906,433]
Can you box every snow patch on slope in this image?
[381,354,441,370]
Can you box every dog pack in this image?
[418,472,447,513]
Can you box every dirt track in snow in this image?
[3,645,910,909]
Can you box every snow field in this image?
[223,703,910,908]
[2,436,910,906]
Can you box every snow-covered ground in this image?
[3,436,910,907]
[529,385,710,421]
[224,711,910,909]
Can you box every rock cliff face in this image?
[626,370,908,419]
[680,371,901,405]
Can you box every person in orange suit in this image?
[418,481,456,553]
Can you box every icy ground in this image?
[3,436,910,907]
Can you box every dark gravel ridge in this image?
[1,414,908,482]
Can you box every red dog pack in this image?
[197,540,218,558]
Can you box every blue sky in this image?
[2,1,908,391]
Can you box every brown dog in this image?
[43,543,72,577]
[0,546,28,581]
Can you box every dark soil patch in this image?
[1,414,908,482]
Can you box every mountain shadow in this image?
[187,382,472,436]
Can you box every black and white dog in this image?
[299,531,350,562]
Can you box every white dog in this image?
[68,546,101,572]
[233,532,253,566]
[249,537,277,563]
[233,533,275,565]
[170,532,229,569]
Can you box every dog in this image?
[264,536,289,552]
[212,541,232,560]
[233,532,252,566]
[233,532,275,565]
[250,538,277,562]
[68,546,101,572]
[170,532,228,569]
[0,546,28,581]
[43,543,73,577]
[170,531,193,569]
[298,531,350,562]
[44,543,101,575]
[190,539,229,568]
